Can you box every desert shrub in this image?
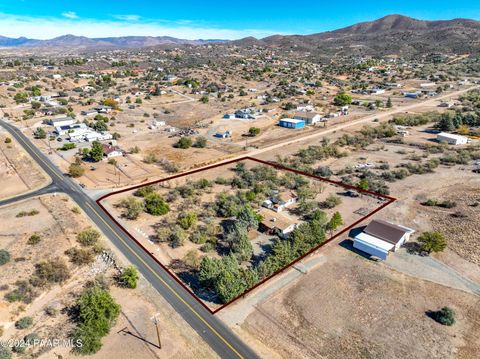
[27,234,42,245]
[320,194,342,209]
[133,185,155,198]
[116,266,138,289]
[77,228,101,247]
[30,259,70,287]
[119,197,143,220]
[16,209,39,218]
[15,316,33,329]
[0,250,10,265]
[0,346,11,359]
[45,306,58,317]
[4,281,37,304]
[65,248,95,265]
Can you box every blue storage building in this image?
[279,118,305,129]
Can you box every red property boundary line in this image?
[96,156,396,314]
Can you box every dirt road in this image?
[246,85,478,158]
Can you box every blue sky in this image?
[0,0,479,39]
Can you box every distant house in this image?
[85,132,113,142]
[271,192,297,212]
[235,109,257,120]
[353,219,415,260]
[293,112,321,125]
[223,113,235,119]
[55,123,87,136]
[94,105,112,113]
[437,132,469,145]
[102,144,123,159]
[279,118,305,129]
[214,131,232,139]
[81,110,98,116]
[369,88,386,95]
[50,117,75,127]
[404,92,420,99]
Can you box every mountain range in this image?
[234,15,480,56]
[0,35,224,49]
[1,15,480,56]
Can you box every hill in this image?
[234,15,480,56]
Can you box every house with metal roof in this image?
[353,219,415,260]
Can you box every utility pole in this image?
[153,315,162,349]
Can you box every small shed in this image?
[279,118,305,129]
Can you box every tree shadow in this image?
[403,241,428,256]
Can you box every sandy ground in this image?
[236,245,480,359]
[0,132,50,199]
[0,195,217,358]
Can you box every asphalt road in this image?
[0,119,259,359]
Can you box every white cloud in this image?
[62,11,78,20]
[0,13,283,40]
[113,14,141,22]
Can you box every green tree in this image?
[436,115,455,132]
[431,307,455,326]
[327,212,343,232]
[418,231,447,254]
[144,193,170,216]
[33,128,46,139]
[14,92,28,104]
[248,127,261,136]
[69,158,85,178]
[175,137,192,149]
[333,92,352,106]
[89,141,104,162]
[200,95,209,103]
[117,266,139,289]
[386,97,393,108]
[237,205,261,230]
[73,286,120,355]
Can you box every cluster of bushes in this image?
[16,209,39,218]
[421,199,457,208]
[120,187,170,220]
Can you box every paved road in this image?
[0,119,259,359]
[0,183,59,207]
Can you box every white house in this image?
[369,88,386,95]
[437,132,469,145]
[55,123,87,136]
[353,219,415,260]
[293,112,322,125]
[85,132,113,142]
[102,144,123,159]
[51,117,75,127]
